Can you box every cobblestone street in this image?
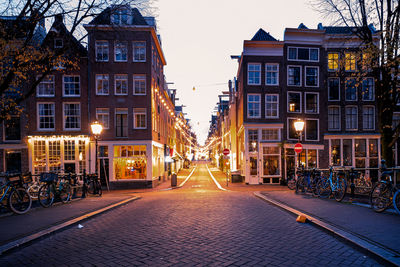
[0,163,382,266]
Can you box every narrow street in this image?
[0,163,381,266]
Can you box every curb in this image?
[254,192,400,266]
[0,196,141,256]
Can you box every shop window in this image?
[369,139,379,179]
[33,140,46,173]
[307,150,317,168]
[343,139,352,166]
[78,140,86,174]
[49,140,61,172]
[64,140,76,172]
[262,146,280,176]
[261,129,279,141]
[331,139,341,166]
[4,117,20,141]
[355,139,366,168]
[248,129,258,152]
[114,145,147,179]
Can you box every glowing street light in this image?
[91,121,103,175]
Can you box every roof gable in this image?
[251,28,277,41]
[89,6,148,26]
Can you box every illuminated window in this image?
[96,74,109,95]
[114,145,147,179]
[345,52,356,71]
[49,140,61,172]
[287,92,301,113]
[33,140,46,174]
[328,52,339,71]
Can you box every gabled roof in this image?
[298,23,308,29]
[318,23,377,34]
[0,16,46,44]
[251,28,277,41]
[89,7,148,25]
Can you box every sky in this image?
[156,0,326,145]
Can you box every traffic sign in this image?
[223,148,230,156]
[294,143,303,153]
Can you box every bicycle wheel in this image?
[59,183,72,203]
[394,190,400,215]
[287,178,296,190]
[8,188,32,215]
[96,181,102,196]
[87,180,95,195]
[295,177,305,194]
[311,177,320,197]
[38,184,55,208]
[369,182,392,213]
[27,184,40,200]
[333,178,347,202]
[317,178,331,198]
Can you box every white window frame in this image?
[63,75,80,97]
[261,129,281,141]
[114,41,128,62]
[287,47,319,62]
[247,94,261,118]
[96,74,109,95]
[305,66,319,87]
[37,102,55,131]
[345,77,357,101]
[287,117,300,141]
[247,63,261,85]
[362,106,375,130]
[287,65,302,87]
[133,75,146,95]
[345,52,357,72]
[345,106,358,131]
[362,77,375,101]
[261,144,281,177]
[37,75,55,97]
[114,74,128,95]
[265,94,279,118]
[304,92,319,114]
[287,91,302,113]
[95,41,109,62]
[328,105,341,131]
[328,77,340,101]
[327,52,339,72]
[96,108,110,129]
[133,41,146,62]
[305,119,319,141]
[111,8,131,25]
[265,63,279,86]
[63,102,81,131]
[133,108,147,129]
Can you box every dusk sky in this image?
[156,0,327,145]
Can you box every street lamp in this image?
[91,121,103,174]
[294,119,304,170]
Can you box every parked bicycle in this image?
[82,172,102,197]
[316,167,347,202]
[287,170,296,190]
[369,160,399,213]
[38,172,72,208]
[295,168,321,197]
[393,189,400,215]
[0,173,32,214]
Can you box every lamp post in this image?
[294,119,305,171]
[90,121,103,175]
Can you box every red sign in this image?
[223,148,230,156]
[294,143,303,154]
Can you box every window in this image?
[134,108,146,129]
[345,52,356,71]
[112,8,129,25]
[248,129,258,152]
[345,106,358,130]
[63,75,80,96]
[287,92,301,113]
[37,75,55,97]
[343,139,353,166]
[331,139,341,166]
[116,108,128,137]
[114,145,147,179]
[362,78,374,101]
[265,64,279,85]
[114,41,128,62]
[288,47,319,61]
[345,78,357,101]
[287,66,301,86]
[305,119,318,141]
[247,94,261,118]
[95,41,109,62]
[96,108,109,129]
[54,39,63,48]
[262,146,281,176]
[133,41,146,62]
[63,103,80,130]
[38,103,55,130]
[115,74,128,95]
[305,66,318,87]
[328,52,339,71]
[261,129,280,141]
[133,75,146,95]
[4,117,20,140]
[305,93,318,114]
[328,106,340,130]
[328,78,340,101]
[33,140,46,173]
[363,106,375,130]
[96,74,109,95]
[49,140,61,172]
[288,118,299,140]
[248,63,261,85]
[265,94,278,118]
[355,139,366,168]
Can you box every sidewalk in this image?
[259,190,400,255]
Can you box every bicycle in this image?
[295,168,320,197]
[38,172,72,208]
[0,173,32,214]
[82,172,102,197]
[316,167,347,202]
[369,160,399,213]
[287,171,296,190]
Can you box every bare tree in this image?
[313,0,399,166]
[0,0,154,121]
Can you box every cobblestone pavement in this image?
[0,163,382,266]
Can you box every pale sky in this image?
[157,0,326,145]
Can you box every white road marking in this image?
[206,164,228,191]
[178,166,197,187]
